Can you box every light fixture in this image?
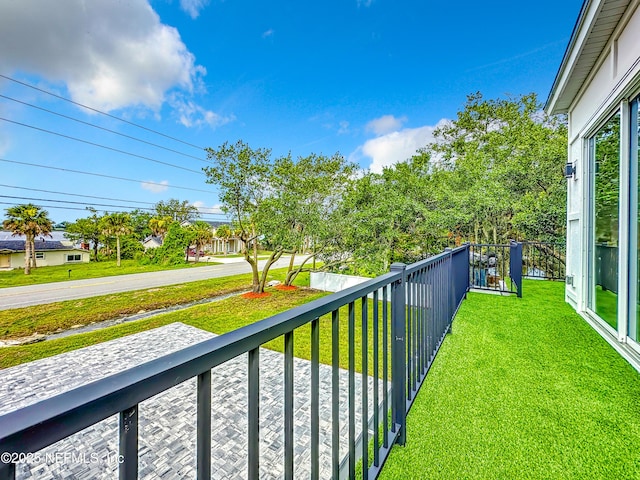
[564,162,576,179]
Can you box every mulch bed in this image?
[241,292,271,299]
[274,285,298,291]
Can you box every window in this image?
[588,112,620,330]
[66,254,82,262]
[630,97,640,343]
[35,252,45,259]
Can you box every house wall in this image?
[565,2,640,369]
[5,250,90,268]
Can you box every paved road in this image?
[0,256,299,310]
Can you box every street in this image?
[0,256,299,310]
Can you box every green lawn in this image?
[0,268,388,374]
[380,280,640,480]
[0,259,216,288]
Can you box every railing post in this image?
[444,248,454,330]
[509,241,523,298]
[390,262,407,446]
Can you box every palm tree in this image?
[148,215,173,240]
[215,224,232,255]
[189,221,214,263]
[101,212,133,267]
[3,204,53,274]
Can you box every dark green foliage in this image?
[143,222,194,265]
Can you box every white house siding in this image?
[5,250,89,268]
[552,1,640,370]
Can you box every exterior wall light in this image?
[564,162,576,179]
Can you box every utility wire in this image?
[0,117,205,175]
[0,200,228,220]
[0,184,156,206]
[0,94,210,164]
[0,158,213,193]
[0,195,227,217]
[0,73,206,151]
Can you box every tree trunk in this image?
[258,249,284,293]
[284,250,297,285]
[24,235,32,275]
[285,252,313,286]
[116,235,121,267]
[31,239,37,268]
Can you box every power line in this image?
[0,158,213,193]
[0,93,210,164]
[0,201,231,222]
[0,117,205,175]
[0,184,156,206]
[0,73,206,151]
[0,195,227,217]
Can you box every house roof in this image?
[0,240,84,253]
[545,0,632,114]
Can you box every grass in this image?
[0,259,216,288]
[0,267,388,373]
[379,280,640,480]
[1,266,316,340]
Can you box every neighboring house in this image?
[546,0,640,370]
[142,235,163,250]
[0,239,90,269]
[210,236,242,255]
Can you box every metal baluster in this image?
[197,370,211,480]
[311,318,320,480]
[248,350,259,480]
[372,289,380,467]
[331,309,340,479]
[361,296,369,479]
[119,405,138,480]
[284,331,294,480]
[348,301,356,479]
[382,285,389,448]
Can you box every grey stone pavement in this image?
[0,323,386,479]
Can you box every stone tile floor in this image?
[0,323,386,479]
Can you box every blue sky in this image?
[0,0,583,224]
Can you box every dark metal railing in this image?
[468,242,522,297]
[0,245,470,480]
[521,242,566,281]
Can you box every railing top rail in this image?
[405,244,467,275]
[0,269,401,455]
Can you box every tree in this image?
[215,224,232,255]
[143,222,194,265]
[421,92,567,243]
[3,204,53,274]
[263,152,357,285]
[148,215,173,240]
[100,212,133,267]
[189,221,214,263]
[65,207,102,261]
[204,140,277,293]
[154,199,199,224]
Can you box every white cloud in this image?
[170,95,236,128]
[262,29,275,39]
[365,115,407,136]
[355,119,449,173]
[180,0,210,19]
[192,201,224,215]
[357,0,373,7]
[0,0,205,113]
[141,180,170,193]
[337,121,350,135]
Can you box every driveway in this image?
[0,256,301,311]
